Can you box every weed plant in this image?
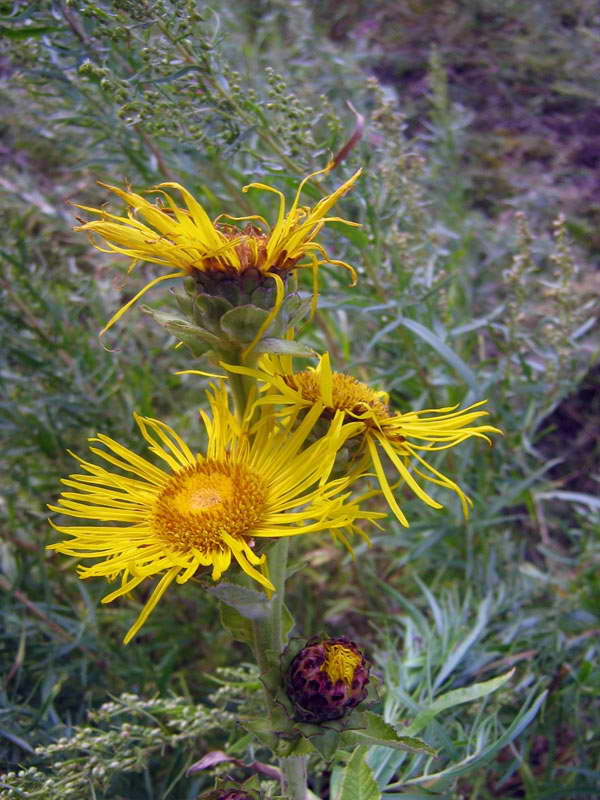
[0,1,598,798]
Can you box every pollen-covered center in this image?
[151,460,268,552]
[200,222,300,274]
[286,370,390,420]
[321,643,362,685]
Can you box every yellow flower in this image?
[225,353,502,527]
[48,385,381,643]
[74,164,361,336]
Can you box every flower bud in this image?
[285,637,370,723]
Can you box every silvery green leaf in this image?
[209,582,270,620]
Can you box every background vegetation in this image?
[1,0,598,797]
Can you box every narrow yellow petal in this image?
[123,567,179,644]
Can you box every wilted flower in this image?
[74,164,361,336]
[48,386,382,643]
[225,353,502,526]
[285,636,370,723]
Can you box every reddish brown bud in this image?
[285,637,370,723]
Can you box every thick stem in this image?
[227,350,259,422]
[280,756,308,800]
[248,539,310,800]
[228,367,252,422]
[268,536,289,654]
[214,339,308,798]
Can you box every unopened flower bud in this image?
[285,636,370,722]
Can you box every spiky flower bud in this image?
[285,637,370,723]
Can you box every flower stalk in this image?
[280,756,308,800]
[246,509,310,798]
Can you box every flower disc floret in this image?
[225,353,502,526]
[152,461,268,552]
[285,369,389,420]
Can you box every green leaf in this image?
[218,602,253,645]
[241,715,278,749]
[366,316,479,394]
[208,582,270,620]
[341,712,436,756]
[402,669,515,738]
[400,689,547,787]
[0,25,59,39]
[254,337,316,356]
[281,602,295,642]
[334,746,381,800]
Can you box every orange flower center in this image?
[286,370,390,420]
[151,461,268,551]
[198,222,300,274]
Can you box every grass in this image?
[1,1,599,797]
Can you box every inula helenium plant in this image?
[46,163,505,799]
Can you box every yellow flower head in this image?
[225,353,502,527]
[48,385,381,643]
[74,164,361,335]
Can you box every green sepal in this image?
[340,710,437,756]
[305,727,341,760]
[277,734,315,757]
[191,293,233,331]
[241,715,278,749]
[220,305,271,343]
[249,283,277,309]
[217,280,244,307]
[173,290,193,318]
[141,306,219,352]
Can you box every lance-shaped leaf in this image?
[209,582,271,620]
[341,711,436,756]
[334,746,381,800]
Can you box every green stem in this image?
[280,756,308,800]
[228,367,252,421]
[268,536,289,654]
[227,349,258,422]
[248,539,309,800]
